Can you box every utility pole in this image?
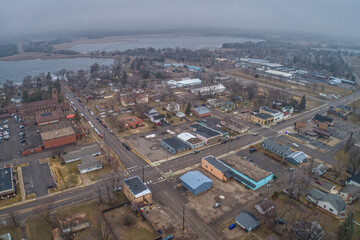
[182,204,185,231]
[142,166,145,183]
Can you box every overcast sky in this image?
[1,0,359,39]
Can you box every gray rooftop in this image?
[63,144,101,162]
[162,137,190,151]
[191,124,221,138]
[235,211,259,230]
[77,155,102,172]
[260,106,279,114]
[123,176,149,196]
[262,138,292,156]
[286,151,307,163]
[193,106,211,115]
[203,155,230,173]
[254,112,273,120]
[321,181,335,192]
[340,185,360,198]
[180,171,213,189]
[0,166,14,195]
[307,188,346,213]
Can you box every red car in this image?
[315,180,322,185]
[98,133,103,138]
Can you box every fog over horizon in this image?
[1,0,359,40]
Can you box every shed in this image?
[180,171,212,195]
[312,164,327,176]
[286,151,307,165]
[235,211,260,232]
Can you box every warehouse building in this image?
[123,176,152,205]
[63,144,101,163]
[190,84,226,95]
[41,127,76,149]
[177,132,204,149]
[167,78,202,88]
[161,137,190,154]
[0,165,16,199]
[201,156,231,182]
[35,112,59,126]
[180,171,213,195]
[189,124,223,144]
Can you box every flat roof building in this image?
[161,137,190,154]
[123,176,152,205]
[177,132,204,149]
[180,171,213,195]
[41,127,76,149]
[63,144,101,163]
[250,112,274,126]
[0,165,15,199]
[202,156,232,182]
[77,155,103,174]
[189,124,223,145]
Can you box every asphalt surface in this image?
[1,83,360,238]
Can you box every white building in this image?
[259,106,284,122]
[191,84,226,96]
[265,70,294,79]
[177,132,204,149]
[167,78,202,88]
[77,155,103,174]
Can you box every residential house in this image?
[320,181,336,193]
[282,105,294,113]
[250,112,274,126]
[161,137,190,154]
[312,164,327,176]
[338,185,360,204]
[123,176,152,205]
[255,199,275,215]
[261,138,292,158]
[220,101,236,112]
[286,151,307,165]
[235,211,260,232]
[305,188,346,216]
[192,106,212,118]
[77,155,103,174]
[346,173,360,188]
[177,132,204,149]
[167,102,180,112]
[207,98,225,108]
[201,155,232,182]
[328,105,353,120]
[259,106,284,122]
[150,114,166,123]
[60,213,90,233]
[313,114,334,126]
[145,106,158,118]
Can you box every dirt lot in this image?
[104,206,159,240]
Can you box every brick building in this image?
[123,176,152,205]
[41,127,76,149]
[118,116,143,129]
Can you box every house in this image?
[192,106,212,118]
[261,138,292,158]
[207,98,225,108]
[305,188,346,216]
[286,151,307,165]
[201,155,232,182]
[320,181,336,193]
[161,137,190,154]
[190,84,226,95]
[255,199,275,215]
[235,211,260,232]
[220,117,248,134]
[312,164,327,176]
[189,124,222,144]
[292,221,325,240]
[177,132,204,149]
[60,212,90,233]
[180,171,212,195]
[338,185,360,204]
[150,114,166,123]
[0,165,15,199]
[282,105,294,113]
[220,101,236,112]
[145,106,158,118]
[167,102,180,112]
[63,144,101,163]
[250,112,274,126]
[123,176,152,205]
[118,116,143,129]
[77,155,103,174]
[346,173,360,188]
[11,96,22,104]
[96,103,109,112]
[313,114,334,126]
[176,111,185,118]
[259,106,284,122]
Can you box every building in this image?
[286,151,307,165]
[145,106,159,118]
[167,78,202,88]
[220,101,236,112]
[180,171,213,195]
[41,127,76,149]
[305,188,346,217]
[95,103,108,112]
[250,112,274,126]
[166,102,180,112]
[187,65,203,72]
[0,233,12,240]
[118,116,143,129]
[313,114,334,126]
[207,98,225,108]
[338,185,360,204]
[346,173,360,188]
[63,144,101,163]
[312,164,327,176]
[189,124,222,144]
[177,132,204,149]
[329,78,342,86]
[265,69,294,79]
[320,181,336,193]
[328,105,353,120]
[259,107,284,122]
[176,111,185,118]
[201,156,232,182]
[221,155,273,190]
[192,106,212,118]
[235,211,260,232]
[150,114,166,123]
[123,176,152,205]
[35,112,59,126]
[255,199,275,215]
[261,138,292,158]
[161,137,190,154]
[220,117,248,134]
[60,212,90,233]
[0,165,15,199]
[190,84,226,95]
[282,105,294,113]
[77,155,103,174]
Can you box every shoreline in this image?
[0,53,115,62]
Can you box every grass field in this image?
[26,216,52,240]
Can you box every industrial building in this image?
[265,69,294,79]
[63,144,101,163]
[192,106,212,118]
[167,78,202,88]
[286,151,307,165]
[123,176,152,205]
[161,137,190,154]
[190,84,226,95]
[177,132,204,149]
[0,165,15,199]
[77,155,103,174]
[41,127,76,149]
[180,171,213,195]
[201,156,232,182]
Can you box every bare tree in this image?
[107,97,116,111]
[295,175,311,201]
[344,134,355,153]
[347,146,360,176]
[334,161,345,181]
[91,216,112,240]
[9,211,19,227]
[134,103,146,119]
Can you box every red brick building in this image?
[41,127,76,149]
[35,112,60,126]
[118,116,143,129]
[192,106,212,118]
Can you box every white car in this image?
[292,143,299,148]
[90,111,94,115]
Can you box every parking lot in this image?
[0,115,23,161]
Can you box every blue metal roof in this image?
[180,171,212,190]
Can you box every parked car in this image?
[249,148,257,153]
[235,136,241,140]
[122,142,131,151]
[228,224,237,230]
[213,202,222,208]
[191,150,200,154]
[221,140,228,144]
[252,132,258,136]
[20,139,26,143]
[315,180,322,185]
[20,125,24,129]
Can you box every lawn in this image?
[86,156,111,181]
[0,225,22,240]
[26,215,52,240]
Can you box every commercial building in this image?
[328,105,353,120]
[118,116,143,129]
[77,155,103,174]
[265,69,294,79]
[286,151,307,165]
[180,171,213,195]
[305,188,346,217]
[220,117,248,134]
[235,211,260,232]
[259,107,284,122]
[41,127,76,149]
[167,78,202,88]
[0,165,15,199]
[313,114,334,126]
[201,156,232,182]
[123,176,152,205]
[35,112,59,126]
[192,106,212,118]
[189,124,222,144]
[177,132,204,149]
[190,84,226,95]
[261,138,292,158]
[250,112,274,126]
[161,137,190,154]
[186,65,203,72]
[63,144,101,163]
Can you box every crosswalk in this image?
[126,164,151,173]
[125,165,166,186]
[144,176,166,185]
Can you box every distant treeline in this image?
[0,43,19,57]
[21,38,73,54]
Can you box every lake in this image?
[0,58,114,84]
[70,35,261,53]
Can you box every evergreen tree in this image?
[185,103,191,116]
[74,110,81,123]
[338,213,354,240]
[300,95,306,111]
[121,71,128,85]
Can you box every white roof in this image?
[134,189,152,198]
[177,78,202,85]
[266,70,293,78]
[177,132,196,142]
